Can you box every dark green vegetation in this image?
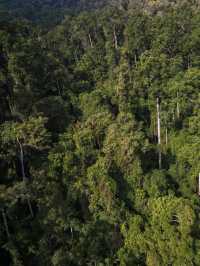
[0,0,195,27]
[0,0,113,27]
[1,1,200,265]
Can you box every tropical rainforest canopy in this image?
[1,0,200,265]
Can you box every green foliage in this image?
[1,2,200,265]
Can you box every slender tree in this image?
[1,209,10,239]
[157,97,162,169]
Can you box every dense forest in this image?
[1,0,200,265]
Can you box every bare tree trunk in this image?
[27,198,34,218]
[198,173,200,196]
[8,99,14,116]
[88,33,93,48]
[17,139,26,182]
[70,227,73,239]
[172,110,175,122]
[165,127,168,145]
[154,116,157,142]
[2,209,10,238]
[157,98,162,169]
[17,138,34,218]
[151,115,157,143]
[134,54,137,65]
[113,26,118,49]
[177,92,180,119]
[187,55,190,69]
[73,46,79,63]
[157,98,161,146]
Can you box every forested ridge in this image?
[0,0,198,27]
[1,0,200,265]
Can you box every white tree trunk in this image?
[70,227,73,239]
[113,26,118,49]
[17,139,26,182]
[172,110,175,122]
[198,173,200,196]
[165,128,168,145]
[177,92,180,119]
[88,33,93,48]
[17,138,34,218]
[157,98,162,169]
[134,54,137,65]
[157,98,161,145]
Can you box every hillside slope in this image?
[0,0,197,26]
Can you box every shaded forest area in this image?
[1,0,200,265]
